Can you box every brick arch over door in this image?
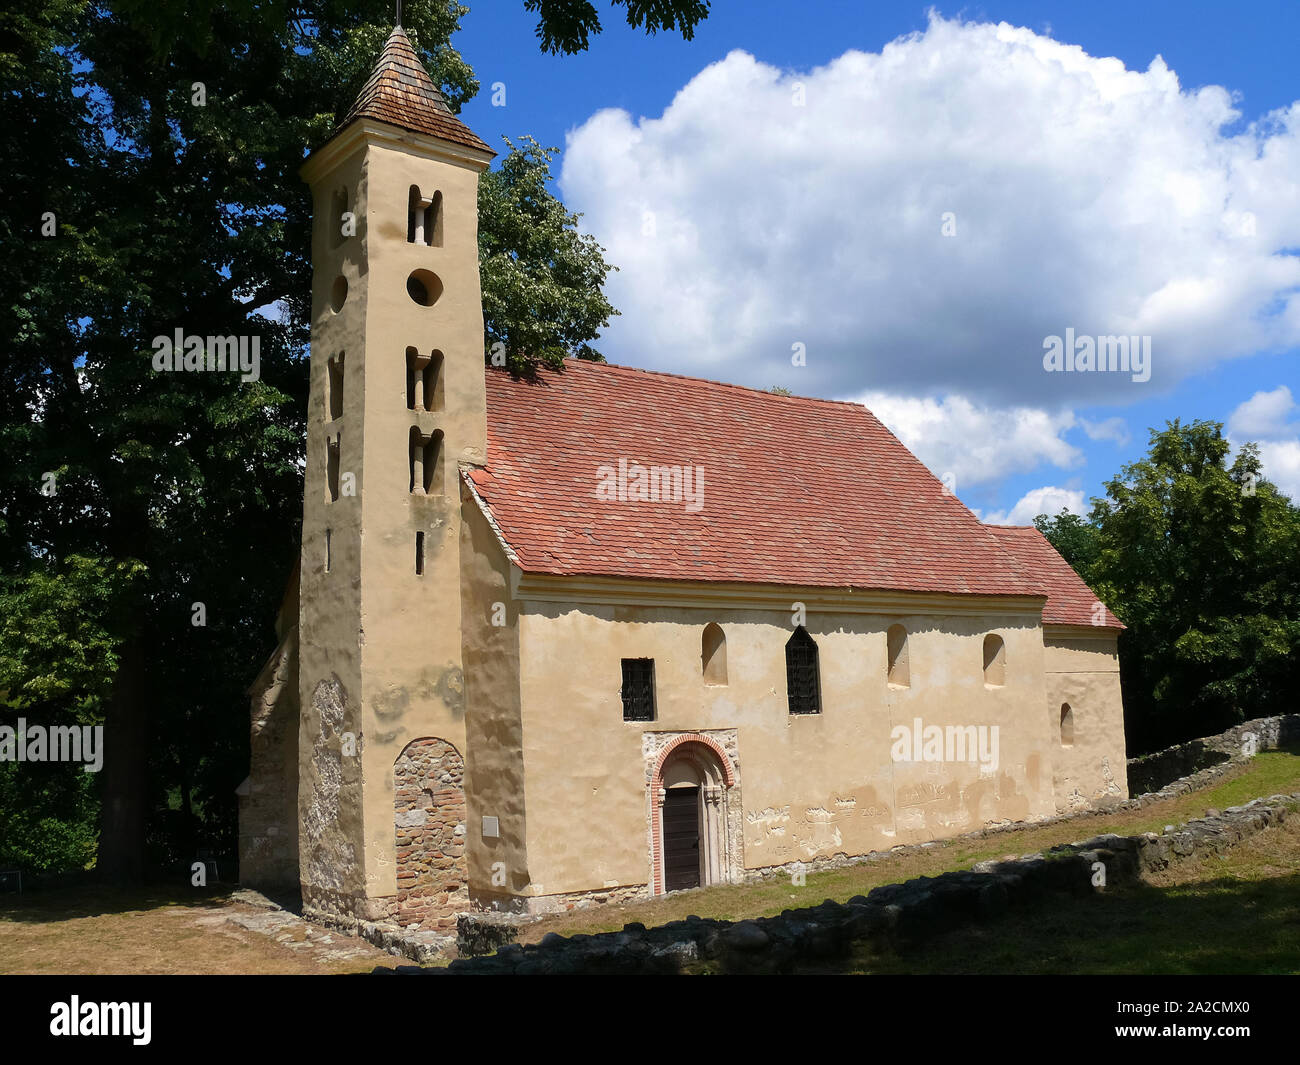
[649,734,740,895]
[391,737,467,930]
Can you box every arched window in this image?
[886,624,909,687]
[983,634,1005,687]
[785,626,821,715]
[407,185,443,247]
[1060,703,1074,747]
[406,348,445,412]
[409,427,443,496]
[702,623,727,685]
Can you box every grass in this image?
[796,806,1300,974]
[0,886,388,975]
[514,749,1300,945]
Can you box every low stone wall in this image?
[1126,713,1300,794]
[432,793,1297,974]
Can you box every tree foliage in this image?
[0,0,623,882]
[480,136,618,371]
[524,0,710,55]
[1036,421,1300,753]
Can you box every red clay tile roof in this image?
[985,525,1124,629]
[334,27,492,155]
[469,360,1050,600]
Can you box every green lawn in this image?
[801,803,1300,974]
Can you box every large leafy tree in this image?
[0,0,625,882]
[1048,421,1300,753]
[481,136,618,370]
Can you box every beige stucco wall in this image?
[297,138,370,906]
[297,122,493,916]
[504,583,1062,902]
[459,486,531,905]
[1044,627,1128,812]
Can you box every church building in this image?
[237,27,1129,934]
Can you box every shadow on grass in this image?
[796,870,1300,975]
[0,881,242,923]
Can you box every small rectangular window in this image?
[325,528,332,572]
[415,531,425,575]
[621,658,656,722]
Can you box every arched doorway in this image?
[391,737,467,929]
[651,736,738,895]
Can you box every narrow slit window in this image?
[1060,703,1074,747]
[406,346,421,410]
[886,624,909,688]
[415,531,425,576]
[327,352,344,420]
[786,626,821,715]
[423,430,443,495]
[331,186,348,248]
[983,634,1006,687]
[424,350,444,411]
[325,528,332,572]
[326,434,341,503]
[621,658,656,722]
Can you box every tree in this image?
[1033,510,1099,584]
[0,0,634,883]
[524,0,711,55]
[1086,420,1300,752]
[480,136,618,372]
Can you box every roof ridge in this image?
[499,358,874,411]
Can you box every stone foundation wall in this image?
[238,630,300,891]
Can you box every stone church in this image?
[237,27,1129,933]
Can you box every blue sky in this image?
[449,1,1299,521]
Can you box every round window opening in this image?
[407,269,443,307]
[329,275,348,313]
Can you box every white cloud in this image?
[1228,385,1296,438]
[1080,416,1131,446]
[858,391,1082,486]
[561,14,1300,405]
[981,486,1088,527]
[1256,440,1300,501]
[1227,386,1300,500]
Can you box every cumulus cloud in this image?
[981,486,1088,527]
[858,391,1084,487]
[1228,386,1300,500]
[561,14,1300,405]
[1228,385,1296,438]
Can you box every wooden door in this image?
[663,786,701,891]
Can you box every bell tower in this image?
[296,24,494,928]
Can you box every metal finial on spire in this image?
[395,0,403,28]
